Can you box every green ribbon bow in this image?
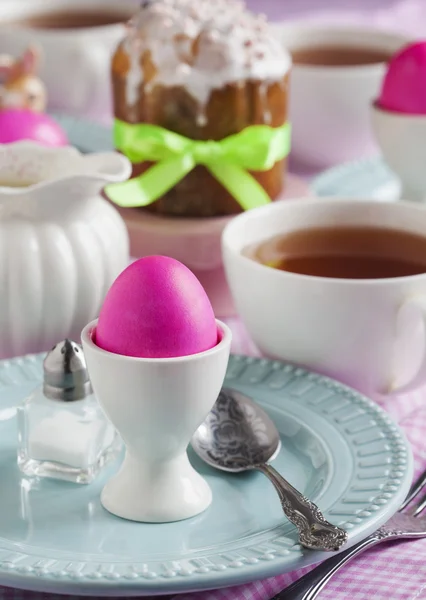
[105,120,291,211]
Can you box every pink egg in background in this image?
[96,256,218,359]
[0,109,68,146]
[378,41,426,114]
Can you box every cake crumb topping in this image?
[122,0,290,109]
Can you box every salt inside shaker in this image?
[17,339,121,484]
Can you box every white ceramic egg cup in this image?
[371,104,426,202]
[81,319,231,523]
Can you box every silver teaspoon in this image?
[191,388,348,552]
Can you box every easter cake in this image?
[110,0,291,217]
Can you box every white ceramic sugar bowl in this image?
[0,142,131,359]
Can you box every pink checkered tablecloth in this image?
[2,0,426,599]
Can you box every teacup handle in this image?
[387,296,426,395]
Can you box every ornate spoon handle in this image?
[256,463,348,552]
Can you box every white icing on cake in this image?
[126,37,144,121]
[122,0,291,114]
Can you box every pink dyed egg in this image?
[378,42,426,114]
[96,256,218,358]
[0,109,68,146]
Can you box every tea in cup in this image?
[222,198,426,397]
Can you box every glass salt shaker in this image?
[17,339,122,484]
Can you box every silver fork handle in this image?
[272,533,383,600]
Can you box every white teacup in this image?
[0,0,137,120]
[271,24,410,168]
[81,319,231,523]
[222,198,426,397]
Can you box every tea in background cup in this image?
[270,24,411,168]
[222,198,426,397]
[0,0,138,120]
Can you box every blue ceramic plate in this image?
[0,353,412,596]
[312,156,400,201]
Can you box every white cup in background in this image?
[0,0,138,120]
[271,24,411,168]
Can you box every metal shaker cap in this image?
[43,339,92,402]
